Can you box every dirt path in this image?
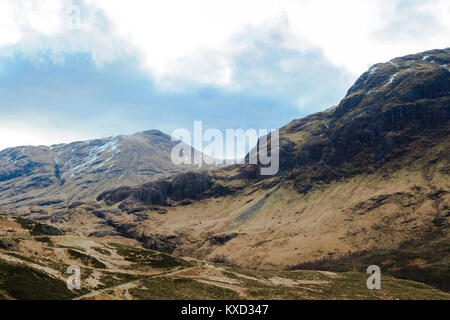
[74,279,142,300]
[73,266,198,300]
[195,278,250,299]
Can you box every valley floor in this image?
[0,213,448,300]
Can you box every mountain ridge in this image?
[81,48,449,268]
[0,129,214,208]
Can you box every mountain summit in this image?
[0,130,209,207]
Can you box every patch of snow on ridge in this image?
[422,56,430,61]
[368,66,378,75]
[94,154,117,170]
[439,65,450,72]
[94,162,105,169]
[64,139,122,178]
[383,72,399,88]
[389,61,398,68]
[94,139,119,154]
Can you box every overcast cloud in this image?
[0,0,449,153]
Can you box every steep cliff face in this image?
[239,48,450,189]
[96,172,216,206]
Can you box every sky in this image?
[0,0,449,155]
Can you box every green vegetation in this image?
[92,247,111,256]
[247,288,303,300]
[4,252,47,267]
[97,272,138,289]
[226,266,329,282]
[224,266,449,300]
[14,217,62,236]
[311,271,450,300]
[125,266,449,300]
[0,259,75,300]
[130,277,240,300]
[287,236,450,292]
[110,243,191,269]
[67,249,106,269]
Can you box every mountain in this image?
[60,49,449,271]
[0,130,211,208]
[1,48,449,296]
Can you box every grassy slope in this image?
[0,259,75,300]
[287,236,450,293]
[220,266,450,300]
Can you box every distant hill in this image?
[0,130,212,207]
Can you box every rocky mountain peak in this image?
[0,129,211,207]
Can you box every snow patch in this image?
[389,61,398,68]
[422,56,430,61]
[383,72,399,88]
[88,139,119,155]
[439,64,450,72]
[94,162,105,169]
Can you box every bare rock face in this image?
[209,233,239,245]
[97,172,214,206]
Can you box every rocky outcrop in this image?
[97,172,215,206]
[209,233,239,246]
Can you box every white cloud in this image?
[0,0,448,85]
[83,0,450,80]
[284,0,450,73]
[0,1,22,46]
[85,0,281,75]
[0,122,91,150]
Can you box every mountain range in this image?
[0,48,449,299]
